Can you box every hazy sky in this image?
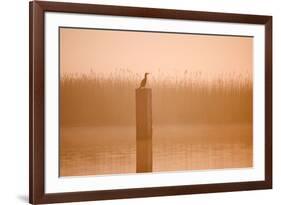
[60,27,252,79]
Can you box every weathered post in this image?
[136,88,152,173]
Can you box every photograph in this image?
[29,1,272,203]
[59,27,253,177]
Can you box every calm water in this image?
[60,124,252,176]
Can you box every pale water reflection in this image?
[60,124,252,176]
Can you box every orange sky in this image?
[60,27,252,79]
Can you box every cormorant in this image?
[139,73,150,88]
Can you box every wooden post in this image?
[136,88,152,173]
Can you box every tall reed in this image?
[60,70,252,127]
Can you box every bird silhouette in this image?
[139,73,150,88]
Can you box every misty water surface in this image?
[60,124,252,176]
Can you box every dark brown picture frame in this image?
[29,1,272,204]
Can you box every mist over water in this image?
[60,124,252,176]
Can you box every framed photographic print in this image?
[29,1,272,204]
